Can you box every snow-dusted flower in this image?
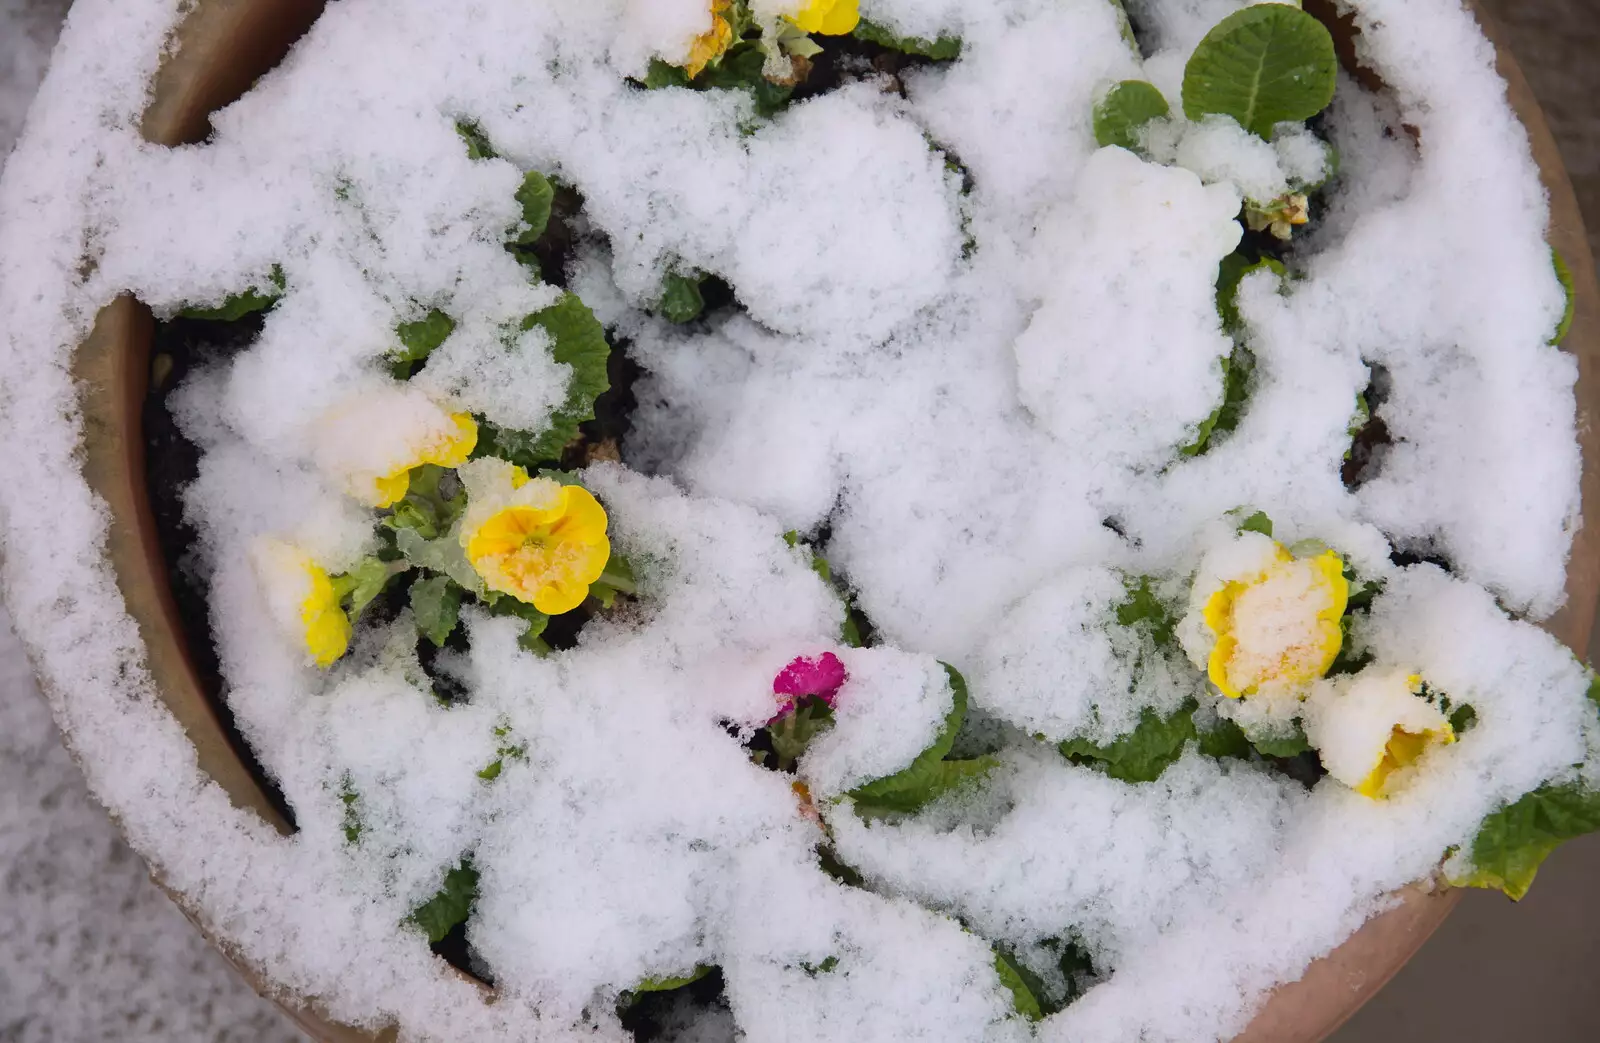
[457,459,610,615]
[314,386,478,508]
[788,0,860,36]
[686,0,736,77]
[772,650,847,719]
[1183,533,1349,703]
[252,539,352,668]
[1304,669,1455,798]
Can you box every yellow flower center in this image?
[789,0,861,36]
[464,484,611,615]
[1202,548,1348,699]
[686,0,736,78]
[299,561,352,668]
[372,411,479,508]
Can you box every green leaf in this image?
[455,119,498,160]
[1182,3,1338,139]
[1115,575,1177,646]
[177,264,286,321]
[408,858,479,943]
[410,574,463,647]
[390,309,456,377]
[1108,0,1139,51]
[330,557,400,621]
[1552,248,1575,345]
[1059,703,1197,783]
[630,965,713,994]
[852,18,963,60]
[1249,722,1311,759]
[851,757,1000,817]
[697,42,794,119]
[994,949,1044,1021]
[1215,253,1287,333]
[1237,509,1274,538]
[1093,80,1170,151]
[848,664,977,808]
[1455,783,1600,900]
[1198,716,1253,760]
[514,171,555,246]
[589,554,636,609]
[643,58,692,90]
[487,596,551,654]
[339,776,362,844]
[659,272,706,324]
[394,527,484,594]
[509,294,611,465]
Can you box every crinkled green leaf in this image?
[660,272,706,324]
[487,596,552,654]
[390,309,456,377]
[1060,703,1197,783]
[1198,717,1253,760]
[642,58,692,90]
[849,664,976,808]
[395,527,483,594]
[1237,509,1274,538]
[697,43,794,118]
[851,756,1000,817]
[502,294,611,465]
[1116,575,1177,646]
[330,557,399,622]
[339,776,362,844]
[589,554,636,609]
[1182,3,1338,139]
[1553,248,1575,346]
[994,949,1043,1021]
[514,171,555,246]
[1455,783,1600,900]
[1249,722,1311,759]
[852,18,962,60]
[410,574,463,647]
[1093,80,1170,151]
[178,265,286,321]
[1108,0,1139,51]
[408,858,479,943]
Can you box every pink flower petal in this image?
[773,652,847,704]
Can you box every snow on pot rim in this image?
[3,1,1600,1042]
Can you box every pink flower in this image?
[771,651,847,720]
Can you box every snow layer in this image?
[0,1,1590,1042]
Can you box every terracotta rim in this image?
[63,2,1600,1041]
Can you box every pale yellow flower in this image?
[1189,537,1349,702]
[789,0,860,35]
[1304,670,1455,798]
[457,459,610,615]
[314,386,478,507]
[686,0,736,77]
[253,539,352,668]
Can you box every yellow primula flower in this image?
[253,539,352,668]
[686,0,736,77]
[788,0,860,35]
[370,411,478,508]
[315,385,479,508]
[1305,670,1455,798]
[457,459,610,615]
[1194,539,1349,701]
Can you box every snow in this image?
[0,0,1592,1041]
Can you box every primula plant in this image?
[11,0,1597,1039]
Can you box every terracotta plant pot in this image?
[65,1,1600,1040]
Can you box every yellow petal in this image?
[464,485,611,613]
[372,469,411,509]
[300,564,351,668]
[1200,544,1349,700]
[420,412,479,468]
[1355,722,1455,799]
[818,0,860,35]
